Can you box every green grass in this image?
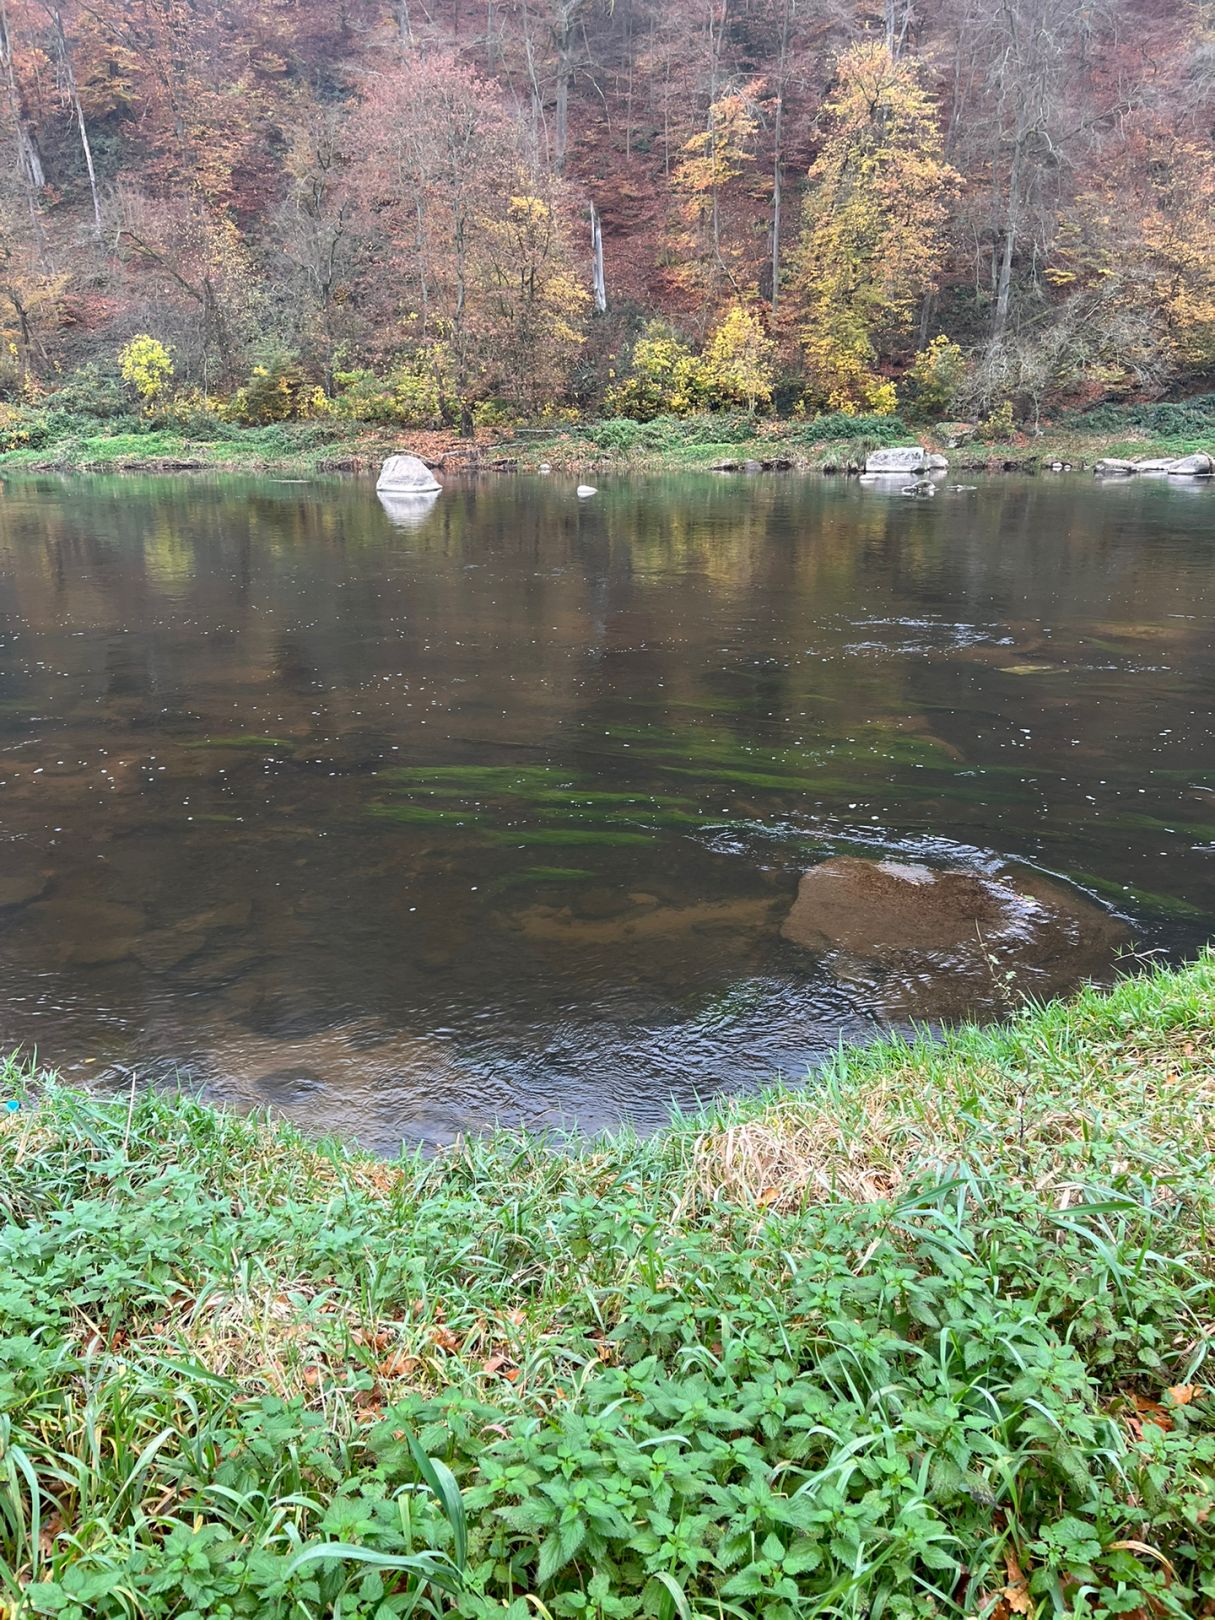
[4,955,1215,1616]
[1,397,1211,476]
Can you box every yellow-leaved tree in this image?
[480,193,589,414]
[670,84,761,297]
[1133,139,1215,375]
[700,303,776,412]
[793,42,958,414]
[118,335,175,406]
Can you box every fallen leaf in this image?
[1132,1392,1174,1431]
[1165,1384,1200,1406]
[1003,1550,1032,1616]
[378,1351,419,1378]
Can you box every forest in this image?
[0,0,1213,434]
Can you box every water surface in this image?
[0,471,1212,1147]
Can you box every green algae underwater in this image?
[0,469,1212,1146]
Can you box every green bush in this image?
[45,362,129,420]
[605,323,706,420]
[590,413,757,452]
[903,336,967,421]
[0,406,85,451]
[227,353,324,425]
[786,411,914,445]
[1064,394,1215,437]
[333,351,451,428]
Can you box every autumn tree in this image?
[349,51,588,427]
[671,80,761,299]
[700,301,776,411]
[793,41,957,413]
[271,98,361,379]
[481,192,589,412]
[114,188,261,388]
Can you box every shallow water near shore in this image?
[0,469,1212,1148]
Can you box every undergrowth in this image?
[3,955,1215,1617]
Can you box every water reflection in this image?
[377,490,441,529]
[0,470,1212,1148]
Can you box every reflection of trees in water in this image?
[0,473,1212,1125]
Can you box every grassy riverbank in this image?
[4,954,1215,1617]
[1,397,1213,479]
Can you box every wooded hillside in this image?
[1,0,1212,426]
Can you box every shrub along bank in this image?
[3,954,1215,1618]
[2,395,1214,477]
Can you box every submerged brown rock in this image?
[781,856,1129,1022]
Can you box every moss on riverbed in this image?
[5,954,1215,1617]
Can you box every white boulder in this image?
[576,484,597,497]
[376,454,442,495]
[864,446,928,475]
[1166,452,1214,476]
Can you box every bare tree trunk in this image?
[554,58,569,170]
[992,129,1025,339]
[552,1,581,174]
[590,199,606,312]
[0,0,44,192]
[49,9,101,237]
[884,0,912,59]
[769,0,791,310]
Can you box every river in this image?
[0,470,1211,1146]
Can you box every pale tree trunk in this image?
[992,126,1026,339]
[706,0,729,281]
[554,63,569,170]
[590,199,606,311]
[552,1,581,174]
[769,0,791,310]
[49,9,101,238]
[0,0,44,193]
[884,0,911,59]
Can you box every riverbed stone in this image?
[1094,458,1136,475]
[31,896,146,966]
[375,454,442,494]
[1166,452,1214,476]
[864,446,928,475]
[0,869,50,910]
[133,928,210,973]
[780,856,1128,1021]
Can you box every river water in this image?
[0,471,1211,1147]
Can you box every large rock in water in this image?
[376,454,442,495]
[780,856,1128,1022]
[864,445,928,475]
[1166,452,1213,476]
